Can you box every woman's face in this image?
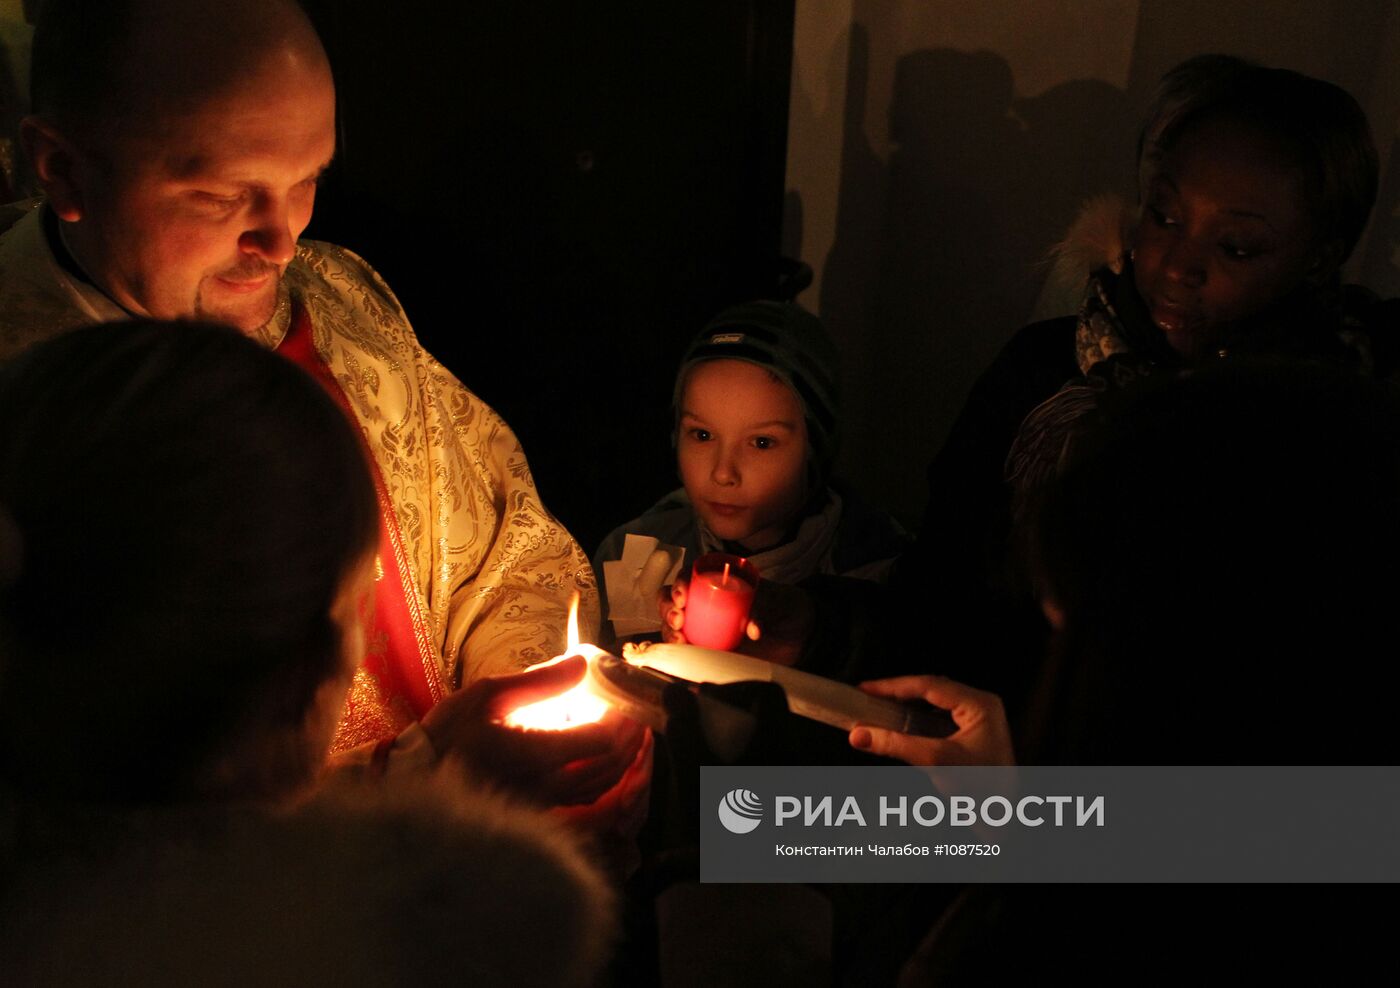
[1133,113,1323,358]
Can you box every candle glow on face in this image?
[502,594,610,731]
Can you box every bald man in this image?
[0,0,646,808]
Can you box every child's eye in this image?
[1220,241,1260,261]
[688,428,712,442]
[752,436,776,450]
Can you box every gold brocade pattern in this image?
[372,467,444,710]
[333,664,416,753]
[248,281,293,352]
[283,241,600,691]
[0,210,601,748]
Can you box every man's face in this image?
[70,59,336,333]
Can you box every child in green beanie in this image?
[594,300,908,640]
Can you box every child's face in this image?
[677,359,809,551]
[1134,113,1323,358]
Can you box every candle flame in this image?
[722,561,730,586]
[502,592,610,731]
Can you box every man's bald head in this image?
[31,0,331,145]
[23,0,337,332]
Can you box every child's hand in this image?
[847,675,1014,767]
[658,577,812,667]
[658,575,760,644]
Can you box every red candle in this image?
[684,552,760,650]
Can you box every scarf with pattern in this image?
[1005,258,1377,512]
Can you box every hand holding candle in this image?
[623,641,956,739]
[673,552,760,651]
[420,655,642,805]
[848,675,1013,766]
[419,594,648,807]
[662,566,813,667]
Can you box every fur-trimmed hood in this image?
[1030,194,1135,323]
[1,768,615,986]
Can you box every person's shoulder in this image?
[829,482,911,579]
[313,773,615,983]
[293,238,379,274]
[285,239,435,369]
[999,315,1078,367]
[303,769,615,959]
[1344,285,1400,379]
[0,197,42,240]
[0,202,95,361]
[625,489,697,534]
[289,239,407,315]
[333,770,615,981]
[957,315,1079,418]
[595,489,695,562]
[929,313,1082,480]
[640,487,694,518]
[0,199,48,267]
[975,315,1082,404]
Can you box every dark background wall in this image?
[300,1,797,553]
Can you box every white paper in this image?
[603,534,686,636]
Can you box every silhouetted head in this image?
[1028,359,1400,764]
[0,320,378,803]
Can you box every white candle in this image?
[623,641,773,685]
[502,593,609,731]
[622,642,951,737]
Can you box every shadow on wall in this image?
[821,43,1133,528]
[1362,132,1400,298]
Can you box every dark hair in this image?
[1139,54,1379,264]
[0,320,379,802]
[29,0,137,135]
[1027,359,1400,764]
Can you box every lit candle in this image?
[683,552,759,651]
[503,593,611,731]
